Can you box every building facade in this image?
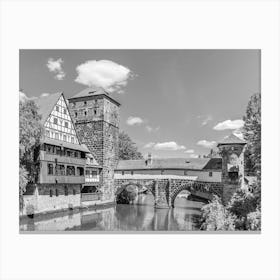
[115,155,223,183]
[68,87,120,202]
[22,92,90,216]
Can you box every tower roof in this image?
[68,87,121,106]
[217,133,246,146]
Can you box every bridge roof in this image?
[116,157,222,171]
[114,174,198,180]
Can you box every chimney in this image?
[146,153,152,166]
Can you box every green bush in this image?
[200,195,236,231]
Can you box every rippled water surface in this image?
[20,196,204,232]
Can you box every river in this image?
[19,195,204,232]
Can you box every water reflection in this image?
[20,196,203,232]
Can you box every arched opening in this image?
[172,185,209,209]
[116,184,155,205]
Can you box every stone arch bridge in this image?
[114,177,223,208]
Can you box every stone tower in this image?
[68,87,120,202]
[217,134,246,202]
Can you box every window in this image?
[91,170,98,178]
[74,152,78,158]
[66,150,71,157]
[55,189,59,196]
[84,101,87,106]
[53,118,58,124]
[131,171,134,175]
[63,108,67,114]
[122,171,124,175]
[64,186,68,196]
[56,165,65,176]
[47,163,53,175]
[56,106,59,112]
[66,166,75,176]
[75,112,78,118]
[45,130,50,137]
[161,170,164,175]
[50,189,53,197]
[73,189,76,195]
[84,111,87,116]
[184,170,188,176]
[46,145,54,154]
[55,133,59,139]
[71,137,74,143]
[77,167,84,176]
[209,171,213,177]
[64,121,68,128]
[94,109,97,115]
[85,170,90,176]
[63,134,66,141]
[55,147,61,155]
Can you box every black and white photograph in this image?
[1,1,280,280]
[19,49,261,232]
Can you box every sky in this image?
[19,49,260,159]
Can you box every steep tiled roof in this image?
[35,92,62,124]
[217,133,246,146]
[116,157,222,171]
[68,87,121,106]
[43,137,90,153]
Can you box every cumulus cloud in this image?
[75,60,134,94]
[201,115,213,126]
[189,154,199,158]
[184,149,194,153]
[19,91,28,102]
[126,116,144,126]
[40,93,50,97]
[197,140,216,148]
[146,125,160,133]
[153,141,185,151]
[144,142,155,148]
[213,119,244,130]
[46,58,66,80]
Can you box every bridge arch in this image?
[115,180,156,199]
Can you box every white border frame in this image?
[1,1,280,279]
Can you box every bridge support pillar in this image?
[154,180,172,209]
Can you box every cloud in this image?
[213,119,244,130]
[19,91,28,102]
[47,58,66,80]
[144,142,155,148]
[153,141,186,151]
[197,140,216,148]
[201,115,213,126]
[146,125,160,133]
[189,154,199,158]
[40,93,50,97]
[232,128,245,140]
[126,116,144,126]
[75,60,134,94]
[184,149,194,153]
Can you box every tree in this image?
[242,93,261,177]
[118,131,143,160]
[19,99,42,207]
[200,195,236,231]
